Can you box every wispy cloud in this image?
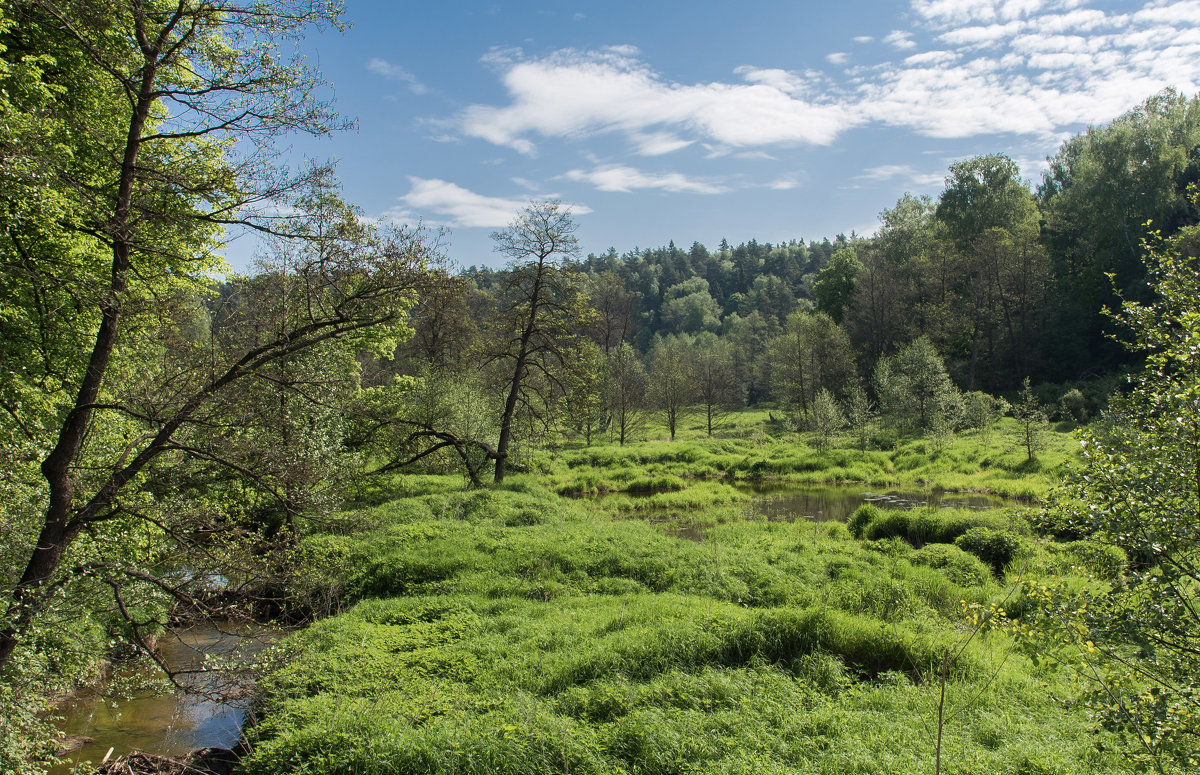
[368,58,429,94]
[631,132,694,156]
[563,165,728,194]
[448,1,1200,155]
[388,177,591,229]
[912,0,1085,26]
[766,177,802,190]
[856,164,945,187]
[884,30,919,50]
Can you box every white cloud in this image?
[853,35,875,43]
[367,58,429,94]
[1038,8,1115,31]
[458,48,858,155]
[563,165,728,194]
[856,164,945,187]
[884,30,919,50]
[449,2,1200,156]
[1134,0,1200,25]
[938,22,1023,46]
[735,66,817,95]
[391,177,591,228]
[1011,33,1093,54]
[913,0,1085,25]
[632,132,694,156]
[703,146,777,160]
[904,50,960,65]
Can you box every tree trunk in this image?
[0,48,160,672]
[494,259,546,484]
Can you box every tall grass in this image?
[541,414,1079,500]
[249,476,1129,775]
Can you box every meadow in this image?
[241,418,1131,775]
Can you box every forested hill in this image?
[466,90,1200,397]
[581,236,847,328]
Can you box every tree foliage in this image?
[647,335,695,441]
[0,5,433,762]
[770,310,854,421]
[688,332,743,437]
[1039,89,1200,376]
[607,342,647,446]
[1011,377,1048,463]
[875,336,961,437]
[1034,212,1200,771]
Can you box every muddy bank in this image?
[95,747,242,775]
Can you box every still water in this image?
[50,623,272,773]
[736,483,1014,522]
[637,483,1021,542]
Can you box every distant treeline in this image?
[453,89,1200,401]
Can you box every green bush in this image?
[623,474,688,493]
[911,544,993,586]
[955,527,1031,574]
[847,503,881,538]
[1059,541,1128,581]
[850,505,1020,548]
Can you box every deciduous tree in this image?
[688,333,743,437]
[770,310,855,421]
[607,342,647,446]
[647,335,695,441]
[812,245,862,323]
[0,0,429,686]
[1031,215,1200,770]
[875,336,961,437]
[488,200,592,483]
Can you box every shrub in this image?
[623,475,687,493]
[1060,541,1127,581]
[850,505,1022,549]
[847,503,881,538]
[955,527,1030,574]
[911,544,993,586]
[1059,388,1088,422]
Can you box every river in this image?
[50,622,273,774]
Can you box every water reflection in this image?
[50,622,273,773]
[623,484,1020,543]
[736,484,1013,524]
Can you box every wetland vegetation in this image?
[240,435,1118,775]
[4,3,1200,774]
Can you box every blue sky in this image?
[238,0,1200,270]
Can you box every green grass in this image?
[538,412,1079,502]
[249,458,1131,774]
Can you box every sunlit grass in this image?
[254,459,1129,775]
[247,409,1125,774]
[541,411,1078,501]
